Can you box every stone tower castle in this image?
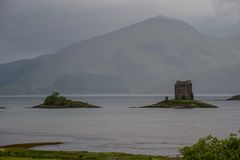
[175,80,194,100]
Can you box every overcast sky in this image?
[1,0,240,64]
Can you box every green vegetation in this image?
[180,134,240,160]
[0,158,55,160]
[1,134,240,160]
[140,99,217,109]
[33,92,100,108]
[0,150,176,160]
[227,95,240,101]
[0,142,176,160]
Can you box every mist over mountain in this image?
[0,16,240,94]
[193,63,240,94]
[222,33,240,50]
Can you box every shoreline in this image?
[0,142,178,160]
[0,142,63,149]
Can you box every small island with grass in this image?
[140,99,217,109]
[33,92,100,108]
[139,80,217,109]
[227,95,240,101]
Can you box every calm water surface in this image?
[0,95,240,156]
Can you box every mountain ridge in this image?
[0,16,240,94]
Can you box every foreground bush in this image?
[180,134,240,160]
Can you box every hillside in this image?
[0,16,240,94]
[192,63,240,93]
[223,33,240,50]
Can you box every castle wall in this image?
[175,80,193,100]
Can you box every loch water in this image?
[0,95,240,156]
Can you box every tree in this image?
[43,92,60,105]
[180,134,240,160]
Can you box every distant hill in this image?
[192,63,240,93]
[222,33,240,50]
[0,16,240,94]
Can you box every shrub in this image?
[41,92,93,108]
[180,134,240,160]
[43,92,60,105]
[54,96,66,106]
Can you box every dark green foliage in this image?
[180,134,240,160]
[36,92,100,108]
[54,96,66,106]
[227,95,240,100]
[43,92,60,105]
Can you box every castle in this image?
[175,80,194,100]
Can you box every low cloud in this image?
[0,0,239,63]
[214,0,240,24]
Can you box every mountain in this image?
[0,15,240,94]
[193,63,240,93]
[222,33,240,50]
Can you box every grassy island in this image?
[33,92,100,109]
[227,95,240,101]
[139,99,217,109]
[137,80,217,109]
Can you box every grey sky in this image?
[0,0,240,64]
